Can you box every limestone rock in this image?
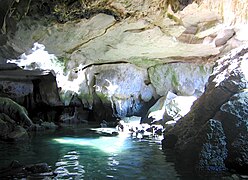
[216,91,248,173]
[148,62,212,96]
[25,163,51,174]
[7,125,29,141]
[0,161,52,179]
[0,112,29,141]
[81,63,155,121]
[163,93,197,121]
[214,29,235,47]
[0,97,33,127]
[197,119,227,172]
[0,67,62,107]
[143,96,170,124]
[142,91,196,125]
[0,114,12,139]
[163,45,248,173]
[8,12,220,66]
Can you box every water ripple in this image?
[54,150,85,179]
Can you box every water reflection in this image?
[54,151,85,179]
[0,128,182,179]
[52,131,181,179]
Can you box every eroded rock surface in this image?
[163,45,248,174]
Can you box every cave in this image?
[0,0,248,179]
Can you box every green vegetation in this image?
[50,0,122,23]
[97,92,110,104]
[57,56,70,72]
[171,72,179,87]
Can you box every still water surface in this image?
[0,127,223,179]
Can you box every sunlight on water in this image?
[53,135,130,153]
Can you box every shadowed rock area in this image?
[163,45,248,174]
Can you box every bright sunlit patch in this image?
[6,42,88,105]
[53,135,129,153]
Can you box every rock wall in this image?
[0,64,62,123]
[163,45,248,174]
[59,61,212,122]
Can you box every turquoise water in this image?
[0,127,224,179]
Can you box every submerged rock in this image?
[0,161,52,179]
[163,45,248,174]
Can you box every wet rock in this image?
[40,122,58,130]
[0,161,52,179]
[0,63,19,70]
[215,91,248,173]
[163,45,248,173]
[7,125,29,141]
[0,114,13,139]
[0,97,33,128]
[0,113,30,141]
[25,163,51,174]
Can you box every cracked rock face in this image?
[75,63,156,121]
[163,45,248,174]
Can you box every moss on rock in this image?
[0,97,33,128]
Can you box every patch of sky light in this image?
[6,43,84,104]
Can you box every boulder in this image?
[163,45,248,173]
[163,93,197,121]
[148,62,212,96]
[142,91,197,125]
[7,125,29,141]
[0,97,33,128]
[216,91,248,173]
[0,114,12,139]
[214,29,235,47]
[25,163,51,174]
[0,113,29,141]
[0,161,52,179]
[0,97,32,141]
